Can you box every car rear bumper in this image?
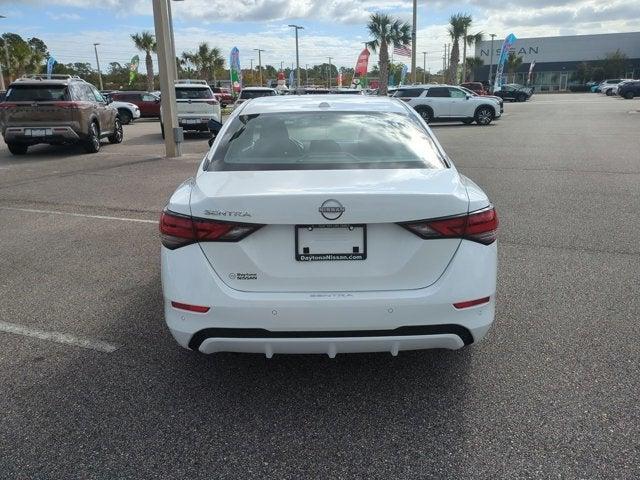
[161,239,497,357]
[3,126,80,143]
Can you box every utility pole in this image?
[488,34,496,87]
[93,43,104,90]
[288,24,303,89]
[152,0,181,158]
[461,26,468,83]
[327,56,333,88]
[254,48,265,86]
[410,0,417,84]
[422,51,427,83]
[305,63,308,86]
[168,0,182,80]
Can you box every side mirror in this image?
[465,94,472,100]
[154,98,160,104]
[208,119,223,135]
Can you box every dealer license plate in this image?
[295,224,366,261]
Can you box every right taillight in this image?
[159,210,263,249]
[400,206,498,245]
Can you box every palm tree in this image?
[462,31,483,81]
[181,43,224,83]
[447,14,470,84]
[131,31,156,91]
[506,52,523,83]
[366,12,412,96]
[464,57,484,81]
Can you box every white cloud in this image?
[46,12,82,21]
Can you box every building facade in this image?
[474,32,640,91]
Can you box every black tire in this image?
[7,143,28,155]
[118,109,133,125]
[517,93,526,102]
[624,92,634,99]
[474,106,494,125]
[83,122,101,153]
[108,117,123,144]
[605,89,613,96]
[415,106,433,123]
[462,119,474,125]
[160,122,165,139]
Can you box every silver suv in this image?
[0,74,123,155]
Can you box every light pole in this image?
[488,34,496,87]
[249,58,253,84]
[168,0,183,80]
[410,0,417,84]
[254,48,265,86]
[327,56,333,88]
[422,51,427,83]
[93,43,104,90]
[152,0,181,158]
[461,26,468,83]
[288,24,303,89]
[305,63,309,86]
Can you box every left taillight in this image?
[400,206,498,245]
[159,210,263,249]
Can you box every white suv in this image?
[393,85,501,125]
[160,80,221,138]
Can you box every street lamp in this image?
[93,43,104,90]
[169,0,184,79]
[422,51,427,83]
[327,56,333,88]
[253,48,265,86]
[288,24,303,89]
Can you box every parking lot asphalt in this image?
[1,94,639,479]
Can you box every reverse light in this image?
[453,297,491,309]
[171,301,210,313]
[159,210,263,249]
[400,206,498,245]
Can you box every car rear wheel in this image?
[517,93,526,102]
[415,106,433,123]
[605,89,613,96]
[108,118,123,144]
[7,143,28,155]
[84,122,101,153]
[118,109,133,125]
[624,92,635,99]
[475,106,494,125]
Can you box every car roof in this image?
[241,87,276,91]
[239,94,409,115]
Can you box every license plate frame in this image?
[181,119,200,125]
[27,128,51,137]
[295,224,367,262]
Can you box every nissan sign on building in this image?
[473,31,640,91]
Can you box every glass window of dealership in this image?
[474,32,640,91]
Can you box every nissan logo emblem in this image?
[318,199,345,220]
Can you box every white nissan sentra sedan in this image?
[160,95,498,357]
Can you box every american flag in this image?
[393,44,412,57]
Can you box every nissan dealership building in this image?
[474,31,640,91]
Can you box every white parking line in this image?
[0,206,157,224]
[0,321,120,353]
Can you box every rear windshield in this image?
[175,87,213,99]
[6,85,68,101]
[207,111,446,171]
[240,90,276,99]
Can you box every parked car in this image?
[0,74,123,155]
[160,94,498,356]
[609,79,637,97]
[618,80,640,99]
[110,90,161,118]
[493,84,532,102]
[210,86,234,107]
[234,87,277,107]
[393,84,501,125]
[460,82,489,95]
[598,79,623,96]
[160,80,221,138]
[0,90,6,102]
[102,93,140,124]
[458,86,504,113]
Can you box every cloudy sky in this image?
[1,0,639,73]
